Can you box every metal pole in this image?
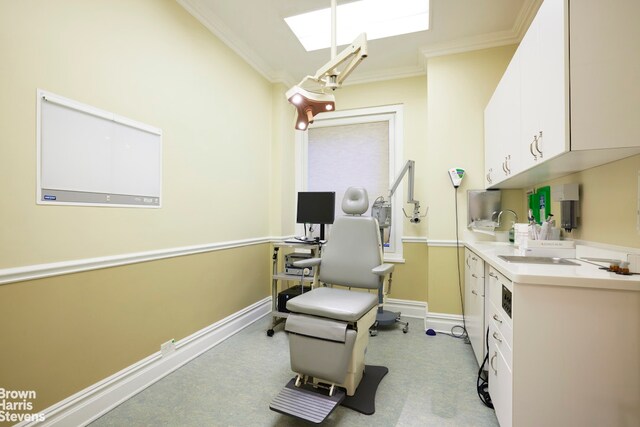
[331,0,337,59]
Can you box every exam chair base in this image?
[369,309,409,336]
[269,365,388,424]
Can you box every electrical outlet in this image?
[160,339,176,357]
[628,254,640,274]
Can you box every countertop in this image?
[465,241,640,292]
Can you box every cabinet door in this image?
[489,324,513,427]
[485,54,521,185]
[519,14,541,171]
[484,96,500,187]
[537,0,568,160]
[570,0,640,151]
[465,251,485,367]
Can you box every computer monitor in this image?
[296,192,335,240]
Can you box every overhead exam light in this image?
[286,86,335,131]
[286,0,368,130]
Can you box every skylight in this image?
[285,0,430,52]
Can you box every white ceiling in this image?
[177,0,541,86]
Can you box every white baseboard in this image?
[382,300,464,335]
[27,298,271,427]
[384,298,427,322]
[426,312,465,334]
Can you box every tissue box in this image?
[522,240,576,257]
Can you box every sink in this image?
[498,255,580,266]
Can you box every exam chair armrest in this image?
[372,263,394,276]
[293,257,322,268]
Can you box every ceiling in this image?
[177,0,541,86]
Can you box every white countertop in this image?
[465,241,640,292]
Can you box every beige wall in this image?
[0,244,270,413]
[425,46,518,314]
[0,0,273,269]
[426,45,518,240]
[0,0,273,416]
[533,154,640,247]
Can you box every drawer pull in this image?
[471,290,478,296]
[490,352,497,375]
[471,273,478,278]
[489,272,497,279]
[493,313,503,323]
[493,331,503,343]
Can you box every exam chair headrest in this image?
[342,187,369,216]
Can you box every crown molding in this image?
[177,0,542,85]
[345,64,427,86]
[176,0,280,84]
[421,0,541,59]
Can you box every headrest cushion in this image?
[342,187,369,215]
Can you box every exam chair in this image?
[270,187,394,423]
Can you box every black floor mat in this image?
[340,365,388,415]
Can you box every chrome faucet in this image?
[497,209,518,226]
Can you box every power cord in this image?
[453,186,469,342]
[477,327,494,408]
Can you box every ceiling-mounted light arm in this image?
[286,0,368,131]
[311,33,368,90]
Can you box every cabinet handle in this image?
[466,256,470,268]
[502,161,508,175]
[493,331,503,343]
[490,352,498,375]
[504,155,511,174]
[489,271,497,279]
[534,131,543,157]
[472,256,478,261]
[493,313,503,324]
[471,290,478,295]
[529,139,537,160]
[471,273,478,279]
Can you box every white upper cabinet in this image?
[484,0,640,189]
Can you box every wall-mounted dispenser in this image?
[552,183,579,232]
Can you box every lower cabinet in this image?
[464,248,485,367]
[486,264,640,426]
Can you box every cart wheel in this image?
[369,329,378,337]
[403,325,409,333]
[267,329,274,337]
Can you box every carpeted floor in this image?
[90,317,499,426]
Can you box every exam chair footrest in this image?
[269,378,345,424]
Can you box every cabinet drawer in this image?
[487,267,513,328]
[489,301,513,364]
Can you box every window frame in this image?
[294,104,405,261]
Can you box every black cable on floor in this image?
[477,327,494,408]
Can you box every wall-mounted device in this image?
[371,160,426,245]
[448,168,465,188]
[467,190,502,230]
[552,183,579,232]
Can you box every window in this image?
[295,105,404,261]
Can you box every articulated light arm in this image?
[389,160,416,202]
[373,161,426,235]
[312,33,368,89]
[286,33,368,131]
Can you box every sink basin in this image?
[498,255,580,266]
